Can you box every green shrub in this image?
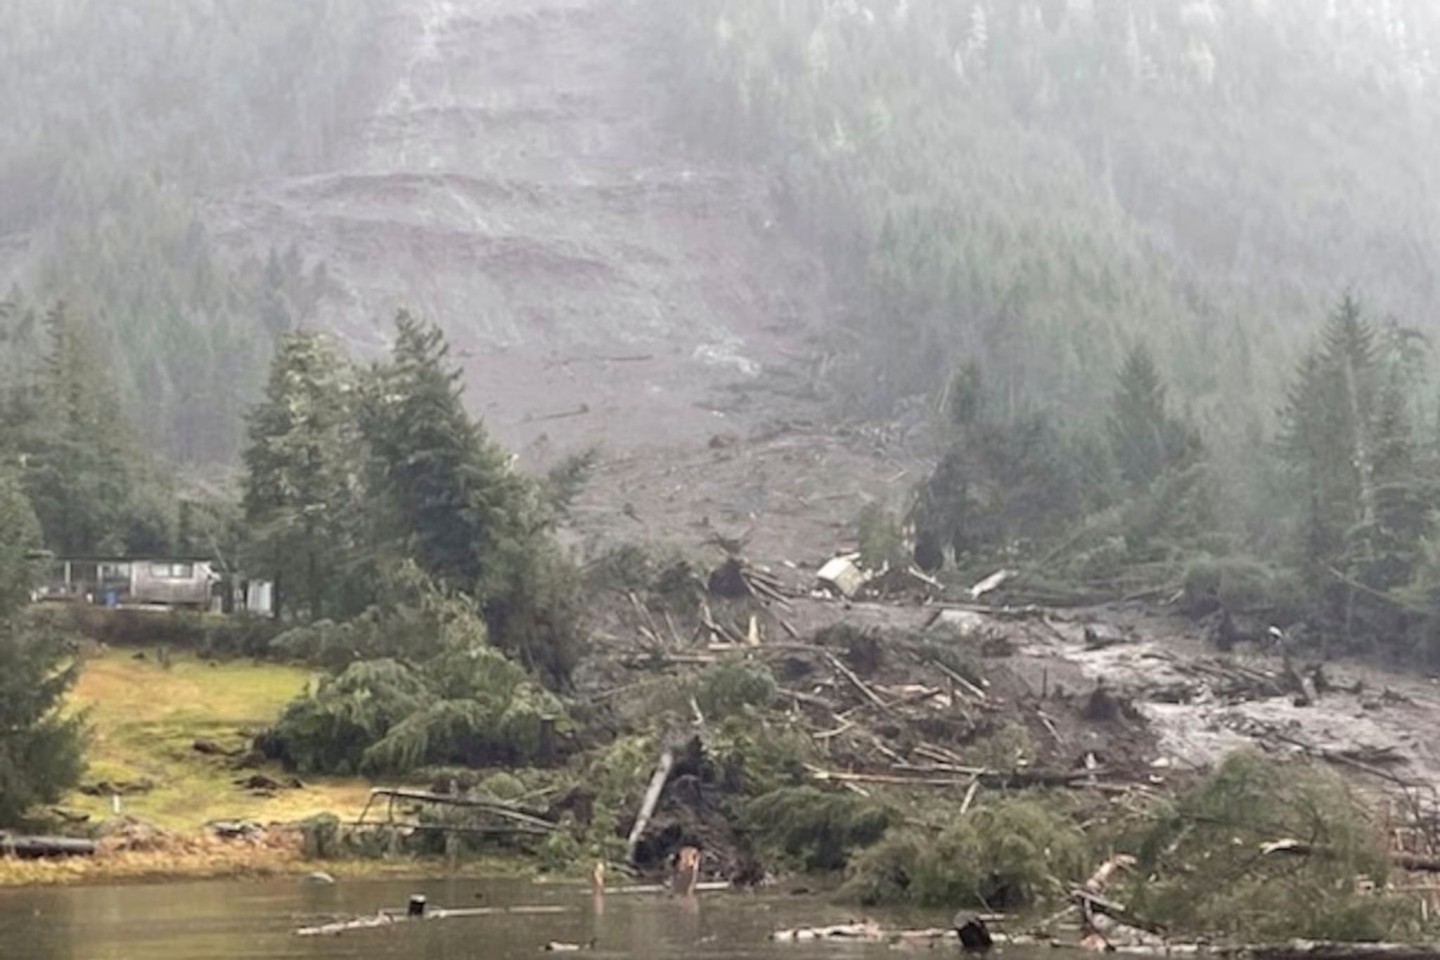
[299,813,342,859]
[706,715,813,796]
[695,660,776,720]
[846,797,1085,909]
[743,786,895,871]
[1180,556,1307,620]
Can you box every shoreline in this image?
[0,836,535,889]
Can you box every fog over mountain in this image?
[5,0,1440,461]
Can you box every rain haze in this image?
[4,1,1440,956]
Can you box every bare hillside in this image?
[206,0,839,464]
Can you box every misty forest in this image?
[7,0,1440,951]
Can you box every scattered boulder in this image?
[235,773,285,792]
[79,777,156,797]
[208,820,264,840]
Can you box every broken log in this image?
[930,660,989,701]
[825,651,889,710]
[0,835,96,859]
[625,748,675,864]
[771,922,884,942]
[1393,852,1440,873]
[296,904,573,936]
[812,767,1108,790]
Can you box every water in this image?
[0,876,1079,960]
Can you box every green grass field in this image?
[64,649,372,831]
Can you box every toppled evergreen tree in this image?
[844,796,1085,909]
[265,565,567,775]
[0,473,84,825]
[1123,753,1399,942]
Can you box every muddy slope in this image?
[207,0,837,459]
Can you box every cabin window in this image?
[150,562,195,579]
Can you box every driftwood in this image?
[602,881,730,896]
[357,788,558,834]
[0,835,96,859]
[811,766,1112,790]
[771,922,884,942]
[297,904,572,936]
[625,748,675,863]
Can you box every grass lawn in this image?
[63,648,373,831]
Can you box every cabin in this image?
[37,557,273,614]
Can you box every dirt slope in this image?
[207,0,839,461]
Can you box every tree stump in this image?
[953,914,993,952]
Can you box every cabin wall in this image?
[130,561,214,607]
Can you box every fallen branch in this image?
[929,659,989,701]
[825,652,889,710]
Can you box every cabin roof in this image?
[51,556,216,564]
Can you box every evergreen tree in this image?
[356,311,582,684]
[0,473,84,826]
[1278,294,1380,578]
[914,365,1094,562]
[1107,342,1200,490]
[242,332,359,620]
[15,304,171,556]
[358,312,527,595]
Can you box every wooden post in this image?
[626,748,675,864]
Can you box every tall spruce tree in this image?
[15,304,170,556]
[358,312,526,595]
[1107,342,1200,490]
[242,332,359,620]
[0,472,84,825]
[357,312,580,684]
[1278,296,1381,572]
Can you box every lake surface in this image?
[0,876,1082,960]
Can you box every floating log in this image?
[602,881,730,896]
[0,835,96,859]
[771,922,884,942]
[295,904,573,936]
